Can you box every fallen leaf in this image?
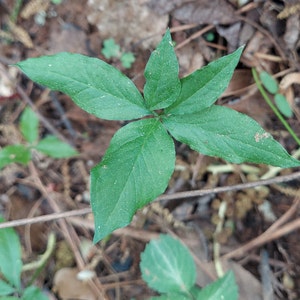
[87,0,168,49]
[173,0,238,25]
[53,267,96,300]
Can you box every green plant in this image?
[259,70,293,118]
[252,69,300,146]
[0,106,78,169]
[15,30,300,243]
[0,217,49,299]
[140,234,238,299]
[101,38,135,69]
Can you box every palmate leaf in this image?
[91,119,175,242]
[143,29,181,110]
[15,53,151,121]
[163,105,300,167]
[166,47,243,115]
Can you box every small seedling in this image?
[140,234,238,299]
[15,30,300,243]
[259,71,293,118]
[252,69,299,146]
[101,38,135,69]
[0,217,49,299]
[0,106,78,169]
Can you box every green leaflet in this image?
[16,52,151,121]
[22,286,49,300]
[0,217,22,290]
[194,271,238,300]
[274,94,293,118]
[259,71,278,94]
[0,280,15,296]
[163,106,300,167]
[140,234,196,295]
[20,107,39,144]
[166,47,243,114]
[35,135,78,158]
[0,145,31,169]
[91,119,175,242]
[143,29,181,110]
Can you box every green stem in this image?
[23,232,56,286]
[10,0,23,23]
[252,68,300,146]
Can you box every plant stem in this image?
[23,232,56,286]
[213,200,227,277]
[252,68,300,146]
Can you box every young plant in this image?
[101,38,135,69]
[252,69,300,146]
[15,30,300,243]
[0,106,78,169]
[140,234,238,300]
[259,70,293,118]
[0,217,48,300]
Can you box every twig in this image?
[0,207,92,229]
[155,171,300,202]
[27,161,107,299]
[222,198,300,260]
[175,24,214,50]
[213,200,227,277]
[0,171,299,230]
[263,198,300,235]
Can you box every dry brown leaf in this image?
[53,267,96,300]
[222,69,253,97]
[284,13,300,50]
[146,0,191,15]
[216,22,241,52]
[87,0,168,49]
[280,72,300,90]
[176,42,204,76]
[242,31,273,69]
[173,0,238,25]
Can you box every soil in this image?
[0,0,300,299]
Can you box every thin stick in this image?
[263,198,300,235]
[175,24,214,50]
[155,170,300,202]
[222,198,300,260]
[1,171,300,230]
